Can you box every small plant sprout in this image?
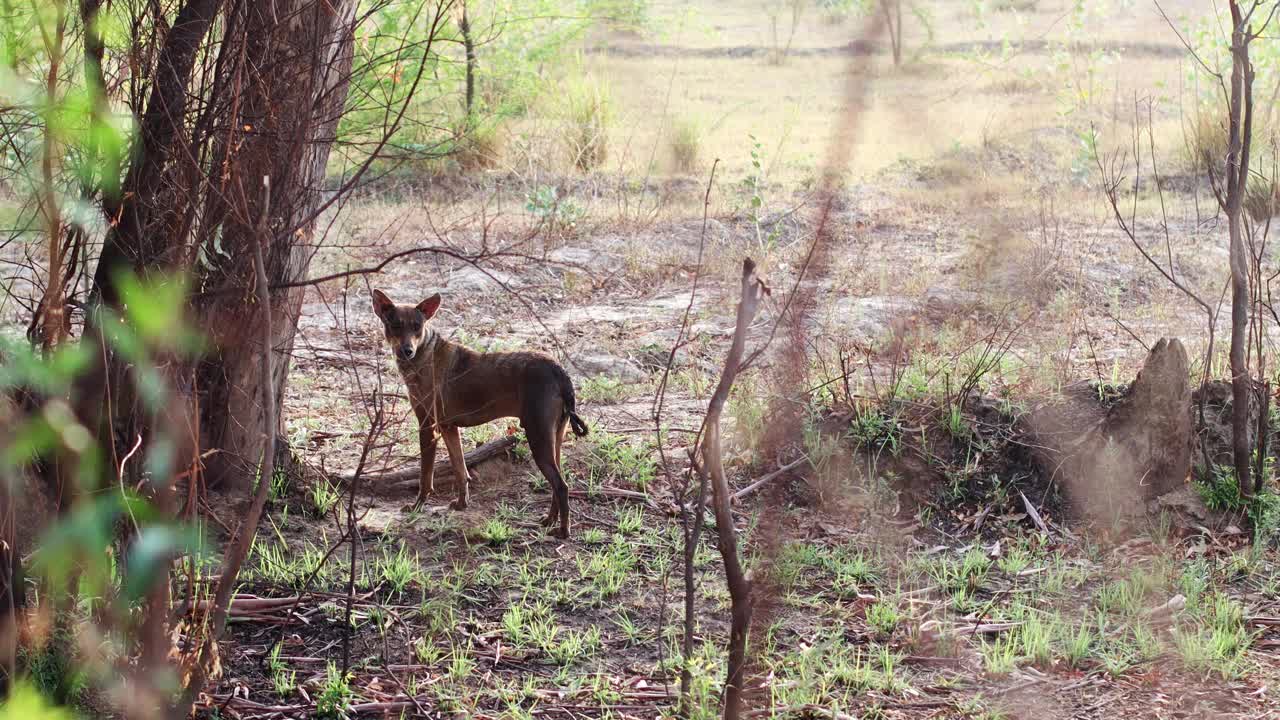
[267,643,296,697]
[309,479,341,518]
[315,662,353,719]
[866,600,902,638]
[376,542,422,595]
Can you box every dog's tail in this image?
[568,411,589,437]
[554,364,590,437]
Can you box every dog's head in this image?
[372,289,442,363]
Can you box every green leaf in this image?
[0,416,59,472]
[115,272,188,342]
[0,682,76,720]
[0,338,92,395]
[110,271,204,354]
[121,524,202,603]
[32,493,128,602]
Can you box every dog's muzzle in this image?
[397,344,415,361]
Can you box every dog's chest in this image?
[397,362,436,395]
[396,351,453,413]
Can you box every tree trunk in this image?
[1226,1,1255,498]
[880,0,901,67]
[195,0,358,489]
[80,0,222,507]
[679,469,708,709]
[698,260,767,720]
[461,2,475,119]
[0,477,18,699]
[38,6,68,353]
[90,0,223,307]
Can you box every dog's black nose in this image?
[398,345,415,361]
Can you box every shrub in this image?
[1244,173,1279,224]
[315,662,353,719]
[601,0,651,32]
[668,116,702,174]
[525,185,584,236]
[583,431,657,492]
[1192,462,1280,539]
[1194,463,1247,513]
[562,75,613,171]
[1184,108,1229,180]
[308,478,341,518]
[1184,105,1275,216]
[454,115,503,171]
[816,0,857,23]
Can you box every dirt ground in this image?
[196,0,1280,712]
[5,0,1280,718]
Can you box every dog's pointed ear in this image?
[417,293,442,320]
[371,289,395,319]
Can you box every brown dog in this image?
[372,289,588,538]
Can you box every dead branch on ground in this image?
[336,435,517,491]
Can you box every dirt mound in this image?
[798,339,1223,538]
[1025,338,1193,523]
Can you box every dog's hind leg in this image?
[555,416,568,469]
[528,418,570,539]
[531,427,559,530]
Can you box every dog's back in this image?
[400,342,568,427]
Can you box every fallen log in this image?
[337,435,518,496]
[185,594,302,617]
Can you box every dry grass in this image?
[460,0,1201,188]
[1183,106,1230,180]
[454,116,504,171]
[667,114,703,174]
[562,75,615,172]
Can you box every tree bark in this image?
[1226,1,1255,497]
[0,476,18,699]
[460,2,475,118]
[194,0,358,489]
[38,4,68,353]
[680,467,708,709]
[79,0,223,507]
[880,0,901,67]
[171,178,279,719]
[90,0,223,307]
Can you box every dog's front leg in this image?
[441,425,471,511]
[413,406,438,510]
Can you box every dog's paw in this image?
[401,496,428,513]
[449,498,469,511]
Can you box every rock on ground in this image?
[573,353,648,383]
